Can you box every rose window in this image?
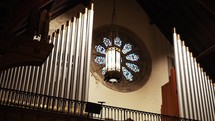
[91,25,151,92]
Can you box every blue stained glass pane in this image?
[103,38,112,47]
[102,67,106,75]
[126,53,139,61]
[95,45,106,54]
[126,63,140,72]
[122,43,132,54]
[122,66,133,81]
[94,56,106,65]
[114,37,122,47]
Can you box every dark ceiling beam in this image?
[7,0,53,34]
[197,44,215,61]
[197,1,215,17]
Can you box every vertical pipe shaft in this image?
[21,66,28,91]
[178,39,187,118]
[208,76,215,120]
[188,54,197,120]
[203,73,211,121]
[25,66,31,92]
[209,78,215,118]
[32,67,39,93]
[29,66,35,92]
[84,4,94,101]
[56,25,65,98]
[60,22,70,98]
[47,33,56,97]
[12,67,18,90]
[51,29,61,97]
[195,63,203,120]
[83,4,94,101]
[78,8,88,101]
[0,70,7,100]
[73,13,82,100]
[182,44,191,118]
[53,28,63,110]
[201,70,210,121]
[62,21,71,99]
[173,29,184,117]
[67,17,77,99]
[186,50,195,119]
[14,67,21,91]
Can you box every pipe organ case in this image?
[0,4,94,105]
[173,28,215,121]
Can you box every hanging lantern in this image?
[104,45,121,82]
[104,0,121,83]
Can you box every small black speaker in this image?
[85,102,102,114]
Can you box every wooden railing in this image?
[0,87,199,121]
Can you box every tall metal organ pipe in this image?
[0,4,94,106]
[173,28,215,121]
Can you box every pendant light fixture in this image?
[104,0,121,83]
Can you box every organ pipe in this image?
[173,28,215,121]
[0,4,94,107]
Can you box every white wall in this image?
[49,0,174,114]
[88,0,174,114]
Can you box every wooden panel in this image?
[161,68,179,117]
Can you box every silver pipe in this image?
[208,76,215,120]
[4,68,13,102]
[25,66,31,92]
[21,66,28,91]
[36,64,44,94]
[3,68,11,101]
[205,75,212,121]
[186,51,196,119]
[173,30,183,117]
[0,70,3,86]
[182,45,192,118]
[84,4,94,101]
[201,69,209,121]
[5,68,11,89]
[41,60,48,95]
[11,67,18,89]
[195,63,204,120]
[203,72,212,121]
[56,25,66,98]
[51,29,61,97]
[209,78,215,118]
[0,70,7,100]
[78,8,88,101]
[73,13,82,100]
[62,21,71,99]
[178,39,187,118]
[46,33,56,96]
[192,58,201,120]
[189,54,198,120]
[60,22,69,98]
[17,66,24,91]
[67,17,77,99]
[32,66,39,93]
[8,68,14,89]
[29,66,35,92]
[82,4,93,101]
[14,67,21,90]
[0,70,4,99]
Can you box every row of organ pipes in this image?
[0,4,94,108]
[173,28,215,121]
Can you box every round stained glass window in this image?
[91,25,151,92]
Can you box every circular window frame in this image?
[90,25,152,92]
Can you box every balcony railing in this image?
[0,87,198,121]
